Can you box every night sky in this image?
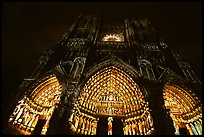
[2,2,202,110]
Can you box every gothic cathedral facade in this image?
[5,14,202,135]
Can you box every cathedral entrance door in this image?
[112,117,123,135]
[33,119,45,135]
[96,116,108,135]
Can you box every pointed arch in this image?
[8,74,63,135]
[68,65,154,135]
[84,55,141,80]
[79,66,144,116]
[163,83,202,135]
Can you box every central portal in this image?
[68,66,154,135]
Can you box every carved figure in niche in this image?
[107,117,113,135]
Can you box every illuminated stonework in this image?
[5,14,202,135]
[163,83,202,135]
[68,66,154,135]
[8,74,62,135]
[102,34,124,42]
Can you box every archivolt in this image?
[163,83,202,135]
[76,66,147,117]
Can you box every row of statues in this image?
[68,111,98,135]
[123,112,154,135]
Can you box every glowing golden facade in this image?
[4,14,202,135]
[69,66,154,135]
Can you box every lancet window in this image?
[138,59,155,80]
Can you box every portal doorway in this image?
[69,66,155,135]
[96,116,107,135]
[33,119,45,135]
[112,117,123,135]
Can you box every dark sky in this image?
[2,2,202,109]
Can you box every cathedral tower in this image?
[5,14,202,135]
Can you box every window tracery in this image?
[138,59,155,80]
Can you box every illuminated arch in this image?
[68,66,154,135]
[8,74,62,135]
[163,83,202,135]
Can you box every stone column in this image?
[147,81,175,135]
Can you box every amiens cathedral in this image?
[3,14,202,135]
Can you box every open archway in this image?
[68,66,154,135]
